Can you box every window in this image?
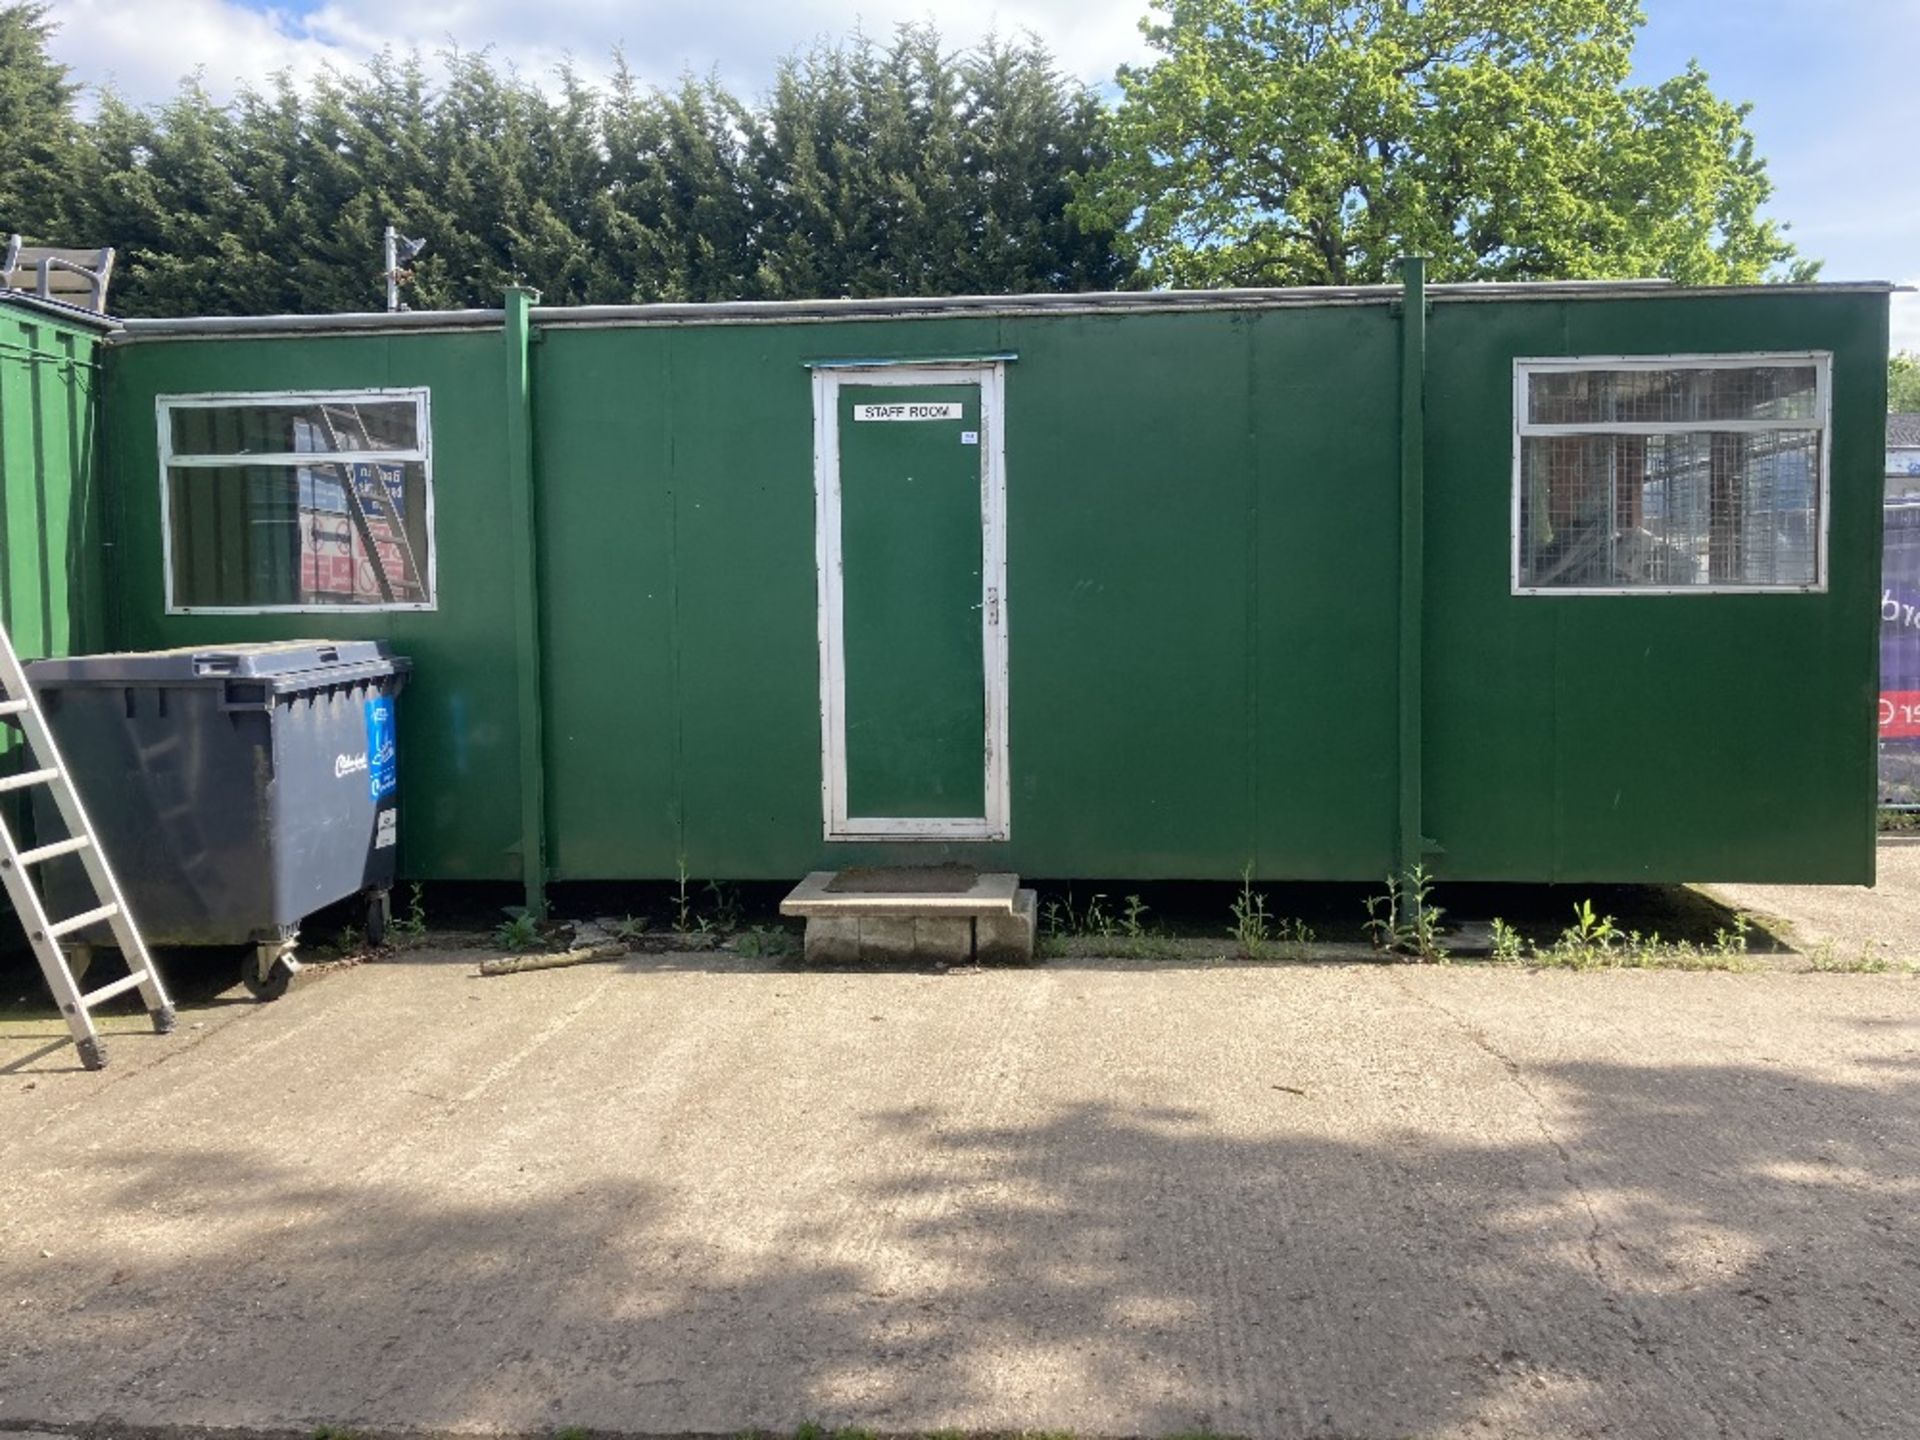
[159,390,434,612]
[1513,355,1829,594]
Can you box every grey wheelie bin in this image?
[24,641,412,1000]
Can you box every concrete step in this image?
[781,868,1020,917]
[781,870,1035,963]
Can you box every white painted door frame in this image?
[811,361,1009,842]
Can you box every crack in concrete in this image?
[1386,973,1684,1366]
[1391,974,1748,1437]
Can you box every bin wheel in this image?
[242,946,301,1002]
[365,889,391,948]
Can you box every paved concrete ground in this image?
[1711,836,1920,965]
[2,944,1917,1440]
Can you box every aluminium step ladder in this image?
[316,401,426,605]
[0,623,174,1069]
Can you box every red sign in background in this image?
[1881,690,1920,739]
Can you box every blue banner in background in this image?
[365,695,398,801]
[352,462,407,518]
[1880,505,1920,804]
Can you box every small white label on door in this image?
[960,431,979,445]
[855,403,962,421]
[374,810,397,849]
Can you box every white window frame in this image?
[1511,351,1832,596]
[811,362,1010,842]
[157,387,436,614]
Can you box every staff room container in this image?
[1,270,1886,904]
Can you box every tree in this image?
[1076,0,1812,287]
[751,28,1134,299]
[954,35,1140,293]
[597,67,760,303]
[42,26,1132,316]
[1893,354,1920,413]
[0,1,81,239]
[45,26,1128,312]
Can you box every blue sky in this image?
[42,0,1920,344]
[1631,1,1919,296]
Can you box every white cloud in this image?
[47,0,339,104]
[1894,288,1920,358]
[44,0,1154,106]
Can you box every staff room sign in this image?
[854,402,962,421]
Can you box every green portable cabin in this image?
[51,274,1893,896]
[0,293,111,666]
[0,293,113,901]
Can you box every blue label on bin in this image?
[365,696,398,801]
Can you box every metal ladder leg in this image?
[0,623,172,1070]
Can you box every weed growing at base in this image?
[493,909,545,953]
[388,882,429,945]
[1229,865,1313,960]
[1039,888,1184,958]
[672,856,745,937]
[1363,864,1447,962]
[1808,939,1920,974]
[605,914,649,943]
[735,924,799,959]
[1493,902,1755,971]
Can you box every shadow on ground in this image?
[3,1042,1914,1435]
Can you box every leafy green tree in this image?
[1893,353,1920,413]
[1077,0,1811,287]
[0,1,81,239]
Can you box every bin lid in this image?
[26,640,411,687]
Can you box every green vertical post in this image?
[504,287,548,914]
[1397,255,1427,877]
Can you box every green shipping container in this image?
[29,272,1889,899]
[0,294,110,666]
[0,294,112,872]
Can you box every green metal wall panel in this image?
[528,307,1406,881]
[96,286,1886,886]
[0,304,105,663]
[0,300,107,867]
[102,331,526,881]
[1000,312,1261,876]
[1422,292,1885,884]
[528,326,678,878]
[1248,306,1402,876]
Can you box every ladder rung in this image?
[46,902,118,939]
[81,969,150,1008]
[0,767,58,793]
[0,698,29,716]
[18,835,90,866]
